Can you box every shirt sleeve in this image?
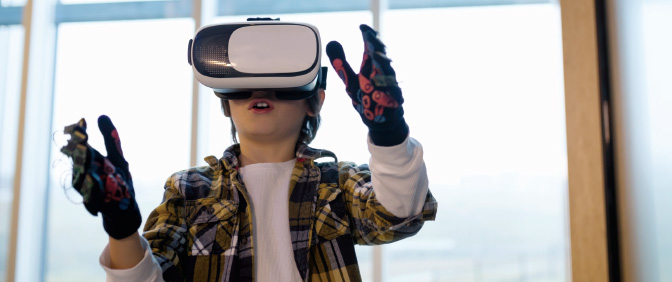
[368,135,429,218]
[142,173,189,279]
[337,135,437,246]
[99,235,165,282]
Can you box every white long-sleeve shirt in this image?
[100,136,428,281]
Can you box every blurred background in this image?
[7,0,663,281]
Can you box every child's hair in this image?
[220,92,322,145]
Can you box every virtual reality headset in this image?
[188,18,327,100]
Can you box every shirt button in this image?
[241,237,248,245]
[207,207,215,214]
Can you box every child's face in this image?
[228,90,315,144]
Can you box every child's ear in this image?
[307,89,326,117]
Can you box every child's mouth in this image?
[248,99,274,113]
[253,102,270,109]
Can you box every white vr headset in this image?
[188,18,327,100]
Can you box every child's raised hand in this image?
[60,115,142,239]
[326,24,409,146]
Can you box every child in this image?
[61,22,437,282]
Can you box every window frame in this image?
[3,0,614,281]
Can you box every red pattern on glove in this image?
[60,115,141,239]
[326,24,409,146]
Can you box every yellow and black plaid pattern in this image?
[142,144,438,282]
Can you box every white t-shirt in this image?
[238,159,302,282]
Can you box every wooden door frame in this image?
[560,0,620,281]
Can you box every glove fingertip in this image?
[97,115,127,168]
[359,24,375,34]
[360,25,380,44]
[97,115,120,148]
[97,115,115,133]
[326,41,346,60]
[78,118,87,130]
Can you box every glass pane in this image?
[1,0,26,7]
[610,0,672,280]
[0,24,24,282]
[59,0,164,5]
[207,11,375,281]
[47,18,193,282]
[389,0,551,9]
[381,4,568,281]
[643,2,672,278]
[218,0,369,16]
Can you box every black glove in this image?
[60,115,141,240]
[326,24,409,146]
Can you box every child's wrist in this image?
[102,201,142,240]
[368,118,409,147]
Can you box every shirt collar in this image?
[205,143,337,172]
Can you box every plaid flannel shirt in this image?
[143,143,438,282]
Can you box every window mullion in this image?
[9,0,58,281]
[369,1,387,281]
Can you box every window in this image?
[0,23,24,282]
[216,0,368,15]
[46,19,194,281]
[5,0,571,281]
[610,1,672,280]
[642,2,672,278]
[380,4,568,280]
